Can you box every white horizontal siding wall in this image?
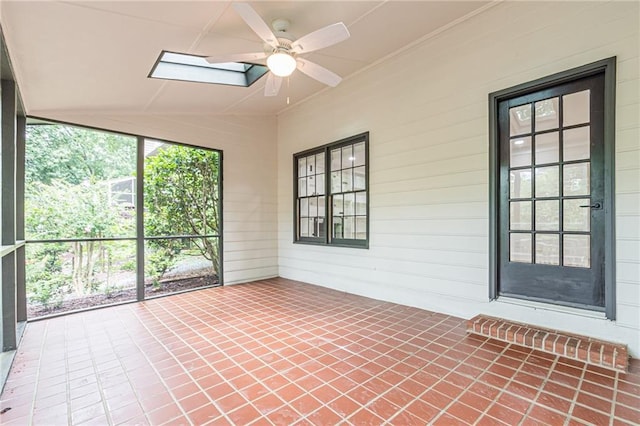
[277,1,640,355]
[39,112,279,285]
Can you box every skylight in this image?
[149,51,268,87]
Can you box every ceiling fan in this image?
[206,3,350,96]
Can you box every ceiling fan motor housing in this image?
[262,19,295,55]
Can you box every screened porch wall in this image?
[34,113,279,286]
[276,1,640,356]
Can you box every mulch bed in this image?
[27,274,219,318]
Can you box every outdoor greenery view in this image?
[25,124,221,317]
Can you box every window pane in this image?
[307,175,316,196]
[300,219,309,237]
[510,137,531,167]
[564,235,590,268]
[510,169,532,199]
[535,132,559,165]
[510,104,531,136]
[316,217,326,238]
[333,194,344,216]
[315,153,325,174]
[343,216,355,239]
[535,234,559,265]
[563,163,590,196]
[342,145,353,169]
[298,157,307,177]
[563,198,590,232]
[298,177,307,197]
[300,198,309,217]
[308,197,318,217]
[535,200,559,231]
[563,90,590,127]
[353,142,366,167]
[344,193,355,215]
[303,217,316,237]
[318,196,326,217]
[306,155,315,175]
[535,166,559,197]
[308,218,317,237]
[332,216,343,239]
[330,172,341,194]
[535,97,559,132]
[316,174,325,195]
[510,201,531,231]
[331,148,341,171]
[341,169,353,192]
[355,217,367,240]
[563,126,590,161]
[353,166,366,191]
[510,233,532,263]
[355,192,366,215]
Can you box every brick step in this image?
[467,315,629,372]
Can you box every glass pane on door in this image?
[510,201,531,230]
[564,235,590,268]
[535,234,559,265]
[535,200,559,231]
[563,199,590,232]
[510,104,531,136]
[563,90,590,126]
[510,234,532,263]
[535,166,559,197]
[535,132,559,164]
[563,163,590,196]
[563,126,590,161]
[510,169,532,198]
[510,137,532,167]
[534,97,559,132]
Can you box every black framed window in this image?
[294,132,369,248]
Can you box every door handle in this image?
[579,202,602,210]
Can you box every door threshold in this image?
[495,296,606,320]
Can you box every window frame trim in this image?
[488,57,616,319]
[293,132,370,249]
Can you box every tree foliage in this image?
[25,124,136,185]
[144,145,220,278]
[26,180,135,240]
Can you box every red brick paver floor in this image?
[1,278,639,425]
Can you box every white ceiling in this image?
[1,1,491,116]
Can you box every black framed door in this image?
[498,73,606,310]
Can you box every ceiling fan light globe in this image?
[267,52,296,77]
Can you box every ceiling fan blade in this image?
[291,22,350,54]
[233,3,279,48]
[205,52,267,64]
[296,58,342,87]
[264,73,282,97]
